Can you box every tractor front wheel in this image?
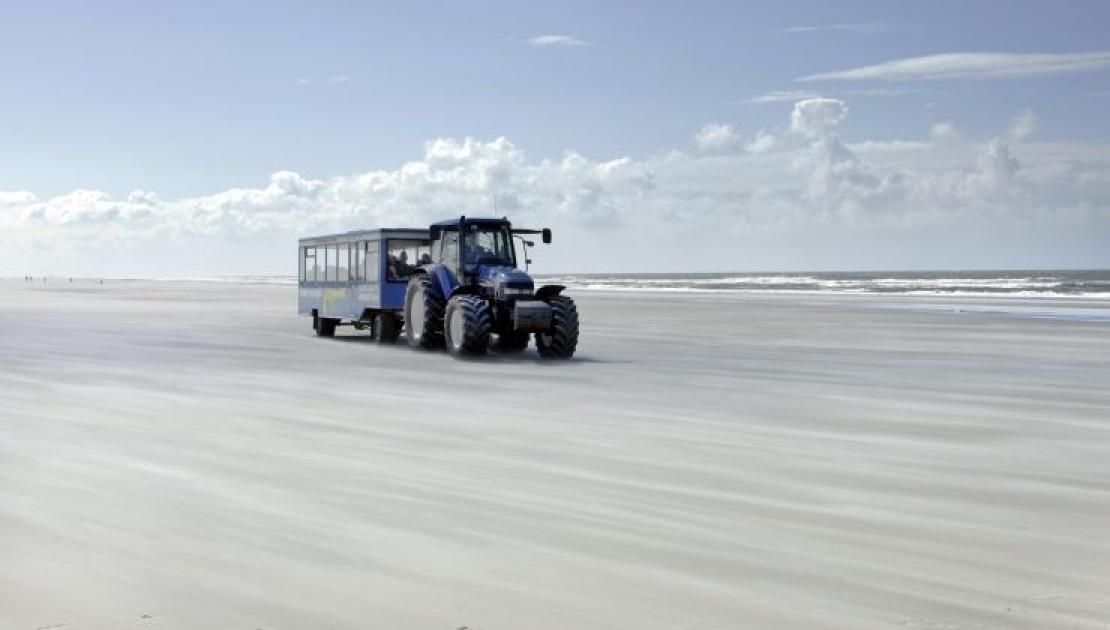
[535,295,578,359]
[444,295,492,356]
[404,274,445,349]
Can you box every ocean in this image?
[154,269,1110,299]
[534,269,1110,299]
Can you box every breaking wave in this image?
[154,270,1110,298]
[534,270,1110,298]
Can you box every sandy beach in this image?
[1,279,1108,630]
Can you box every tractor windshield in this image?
[461,225,515,267]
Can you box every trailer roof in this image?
[297,227,429,244]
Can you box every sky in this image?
[2,0,1109,276]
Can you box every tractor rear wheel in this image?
[404,274,445,349]
[535,295,578,359]
[491,330,530,353]
[444,295,492,356]
[375,312,400,343]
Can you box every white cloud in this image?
[528,35,589,47]
[840,87,916,97]
[930,121,961,144]
[791,98,848,138]
[748,90,821,104]
[3,108,1109,274]
[0,191,38,206]
[1009,109,1036,141]
[127,189,160,205]
[745,131,778,154]
[694,123,740,152]
[326,75,350,85]
[781,23,893,35]
[798,51,1110,81]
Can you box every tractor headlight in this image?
[502,287,533,296]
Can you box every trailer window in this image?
[302,246,317,282]
[367,241,379,281]
[386,239,431,281]
[337,243,349,282]
[353,242,365,281]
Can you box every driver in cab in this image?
[463,232,494,264]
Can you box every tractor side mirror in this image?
[542,228,552,244]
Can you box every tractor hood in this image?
[477,265,535,295]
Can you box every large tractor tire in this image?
[444,295,493,357]
[491,330,530,353]
[535,295,578,359]
[375,312,400,343]
[404,274,445,349]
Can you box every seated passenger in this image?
[396,251,412,277]
[419,253,432,265]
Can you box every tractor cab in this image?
[426,217,553,296]
[405,216,576,358]
[429,218,514,276]
[429,217,549,270]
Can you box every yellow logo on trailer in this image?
[323,288,347,309]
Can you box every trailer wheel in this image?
[491,331,530,353]
[535,296,578,359]
[404,274,445,349]
[315,316,338,338]
[444,295,492,356]
[375,312,400,343]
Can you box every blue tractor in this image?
[403,216,579,358]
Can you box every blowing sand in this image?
[1,279,1108,629]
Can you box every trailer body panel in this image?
[297,228,431,320]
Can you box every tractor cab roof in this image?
[430,216,510,229]
[429,216,511,239]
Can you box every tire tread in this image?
[535,295,578,358]
[405,274,446,349]
[446,295,493,356]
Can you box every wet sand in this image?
[1,279,1108,629]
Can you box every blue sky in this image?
[2,0,1109,274]
[4,0,1108,197]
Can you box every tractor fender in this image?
[420,264,457,298]
[535,284,566,301]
